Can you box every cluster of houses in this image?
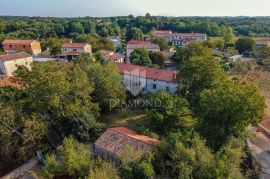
[152,30,207,46]
[0,30,208,95]
[2,32,270,178]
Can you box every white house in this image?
[152,30,207,46]
[116,63,178,95]
[0,52,33,76]
[228,55,243,62]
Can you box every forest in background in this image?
[1,15,270,41]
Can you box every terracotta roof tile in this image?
[127,43,160,50]
[171,33,207,37]
[2,39,37,45]
[0,52,32,62]
[116,63,178,83]
[0,76,23,88]
[61,43,88,48]
[95,127,160,157]
[127,40,152,45]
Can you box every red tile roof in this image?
[154,30,172,35]
[62,43,88,48]
[2,39,37,45]
[116,63,178,83]
[127,40,152,45]
[0,52,32,62]
[95,127,160,157]
[260,120,270,131]
[0,76,23,88]
[171,33,206,37]
[99,50,124,61]
[127,43,160,50]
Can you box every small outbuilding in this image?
[94,127,160,165]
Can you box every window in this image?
[73,49,77,52]
[166,86,170,92]
[23,45,26,48]
[9,45,12,48]
[65,49,67,51]
[15,64,18,67]
[153,84,156,89]
[25,62,28,65]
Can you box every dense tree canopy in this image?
[198,81,265,148]
[41,137,119,179]
[148,92,195,134]
[235,37,256,53]
[149,51,166,67]
[126,27,144,41]
[130,48,152,66]
[179,56,226,101]
[173,42,211,65]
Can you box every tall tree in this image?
[86,62,126,112]
[179,56,226,101]
[149,51,166,67]
[198,81,265,148]
[14,62,101,141]
[153,38,169,51]
[173,42,211,65]
[130,48,152,66]
[126,27,144,41]
[235,37,255,54]
[148,92,195,134]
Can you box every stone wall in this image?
[1,157,39,179]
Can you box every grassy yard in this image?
[98,109,149,132]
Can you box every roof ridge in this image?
[109,127,160,145]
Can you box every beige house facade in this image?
[0,52,33,76]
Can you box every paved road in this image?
[250,129,270,178]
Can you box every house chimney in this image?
[173,72,177,80]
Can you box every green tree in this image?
[88,158,120,179]
[42,137,92,178]
[148,92,195,134]
[119,145,154,179]
[173,42,211,65]
[0,86,48,162]
[42,38,68,56]
[14,62,101,141]
[126,27,144,41]
[255,45,270,60]
[130,48,152,66]
[149,51,166,67]
[0,106,48,162]
[235,37,255,54]
[153,38,169,51]
[86,62,126,112]
[42,137,119,179]
[153,134,215,179]
[70,21,84,34]
[76,35,114,52]
[198,81,265,148]
[179,56,226,101]
[223,27,235,47]
[0,21,5,33]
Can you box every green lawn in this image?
[98,109,149,131]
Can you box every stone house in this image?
[94,127,160,165]
[58,43,92,61]
[0,52,33,76]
